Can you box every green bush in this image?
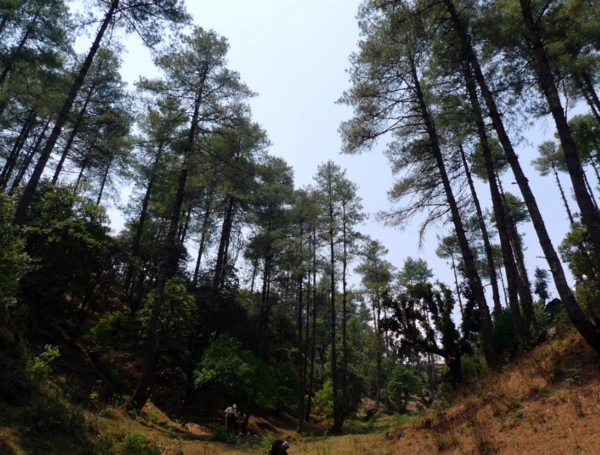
[384,364,421,412]
[211,425,235,444]
[120,431,160,455]
[83,311,128,360]
[27,344,60,382]
[439,381,455,403]
[259,432,277,454]
[492,309,519,357]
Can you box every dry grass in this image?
[2,332,600,454]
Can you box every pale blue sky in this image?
[97,0,584,295]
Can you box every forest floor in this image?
[2,329,600,454]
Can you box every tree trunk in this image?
[10,118,51,194]
[518,0,600,275]
[328,187,341,432]
[193,193,213,286]
[443,0,600,353]
[296,273,304,432]
[202,196,235,349]
[52,89,94,184]
[96,155,112,205]
[305,227,318,422]
[14,0,120,225]
[340,203,349,429]
[582,72,600,119]
[458,50,527,345]
[409,51,499,367]
[0,109,35,189]
[451,254,464,318]
[127,76,202,412]
[303,260,311,421]
[458,143,502,315]
[552,162,574,223]
[125,143,165,298]
[498,179,536,333]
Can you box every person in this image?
[224,403,237,435]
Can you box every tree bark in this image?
[409,51,499,367]
[296,273,304,432]
[458,143,502,315]
[552,162,574,223]
[327,175,341,432]
[305,226,318,422]
[202,196,235,349]
[443,0,600,353]
[14,0,119,225]
[52,88,95,184]
[193,192,213,286]
[96,155,112,205]
[10,118,50,194]
[0,109,35,189]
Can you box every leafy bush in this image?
[259,432,277,453]
[492,309,518,357]
[83,311,128,359]
[211,425,235,444]
[27,344,60,382]
[314,380,334,419]
[384,364,421,412]
[195,334,277,411]
[120,431,160,455]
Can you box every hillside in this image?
[1,330,598,455]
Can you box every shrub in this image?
[27,344,60,382]
[211,425,235,444]
[492,309,518,358]
[120,431,160,455]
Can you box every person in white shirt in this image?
[224,403,237,434]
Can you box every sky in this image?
[95,0,586,296]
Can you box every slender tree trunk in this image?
[443,0,600,353]
[341,206,350,429]
[52,90,94,184]
[96,156,112,205]
[202,196,235,349]
[575,74,600,125]
[582,72,600,118]
[296,273,304,432]
[125,143,165,297]
[518,0,600,275]
[409,51,499,367]
[451,254,464,318]
[14,0,120,225]
[193,194,213,285]
[552,163,574,223]
[303,260,311,421]
[127,78,202,412]
[459,144,502,315]
[10,118,51,194]
[499,267,508,308]
[589,156,600,188]
[498,179,536,333]
[0,109,35,189]
[583,170,598,208]
[458,52,527,344]
[305,227,318,422]
[327,188,340,432]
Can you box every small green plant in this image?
[120,431,160,455]
[27,344,60,382]
[211,425,234,444]
[260,432,277,454]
